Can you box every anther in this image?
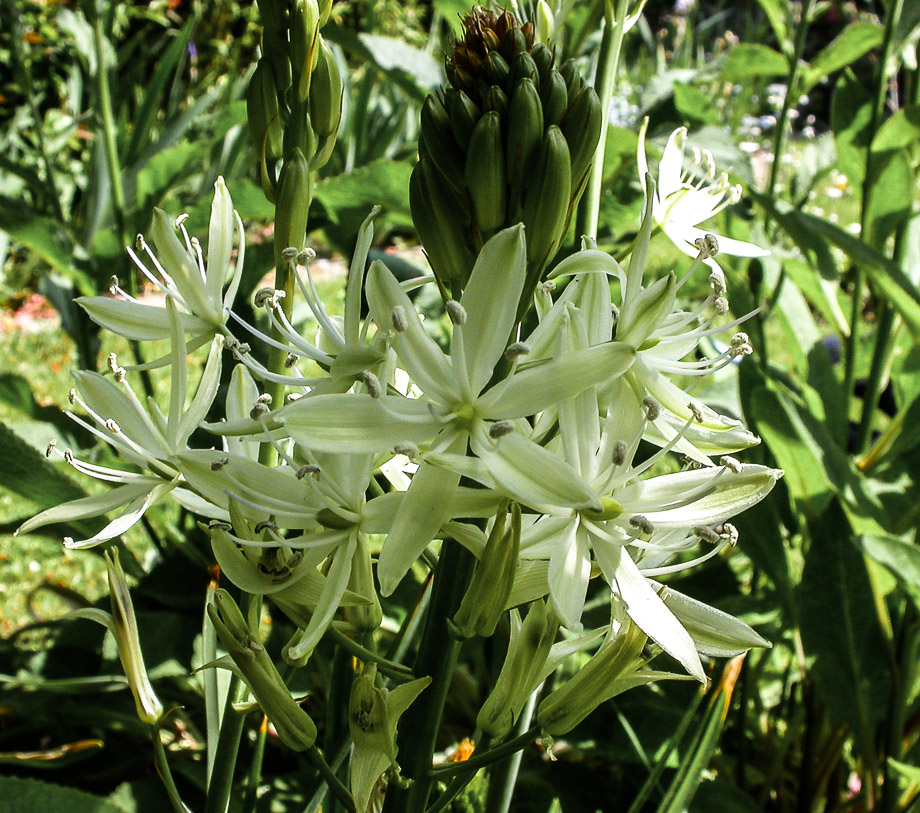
[64,448,75,464]
[68,389,76,405]
[642,396,660,421]
[505,341,531,359]
[211,457,230,471]
[446,300,467,326]
[250,402,270,420]
[688,402,704,422]
[45,439,56,458]
[714,297,729,315]
[720,455,743,473]
[361,371,382,398]
[105,419,121,433]
[693,525,721,544]
[280,247,299,262]
[709,268,727,296]
[175,213,189,227]
[394,441,420,458]
[254,520,278,533]
[392,306,408,333]
[113,367,126,382]
[257,393,273,405]
[107,353,119,374]
[296,464,321,479]
[630,515,655,536]
[488,420,515,439]
[296,248,316,265]
[612,441,628,466]
[721,523,739,547]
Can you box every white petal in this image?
[176,334,224,449]
[65,481,176,549]
[459,225,527,394]
[76,297,209,341]
[657,127,687,200]
[206,177,234,305]
[547,523,591,630]
[150,208,217,322]
[679,224,770,258]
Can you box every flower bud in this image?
[274,148,312,266]
[452,504,521,638]
[208,589,317,750]
[291,0,321,103]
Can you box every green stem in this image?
[845,0,905,425]
[242,716,269,813]
[204,674,247,813]
[153,715,190,813]
[483,690,540,813]
[429,726,541,780]
[383,540,477,813]
[326,626,415,682]
[766,0,817,199]
[306,745,356,813]
[574,0,630,243]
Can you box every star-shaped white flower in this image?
[637,121,769,273]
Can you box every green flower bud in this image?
[452,503,520,638]
[477,599,556,741]
[537,617,647,736]
[308,36,343,170]
[208,589,317,751]
[274,148,312,265]
[291,0,320,103]
[247,61,284,164]
[343,534,383,634]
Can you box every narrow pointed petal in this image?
[611,546,705,681]
[280,394,442,453]
[206,177,234,304]
[365,261,454,403]
[150,208,217,321]
[77,297,209,341]
[16,481,159,536]
[657,127,687,199]
[226,364,262,461]
[679,224,770,258]
[378,437,465,596]
[473,431,601,514]
[65,481,176,549]
[459,225,527,394]
[480,343,635,418]
[176,334,224,448]
[547,524,591,630]
[619,464,782,529]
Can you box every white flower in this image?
[78,177,244,353]
[636,121,769,273]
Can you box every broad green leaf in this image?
[0,776,127,813]
[722,44,789,81]
[796,501,891,749]
[134,141,207,221]
[314,159,413,233]
[831,71,873,188]
[753,0,789,56]
[672,82,716,125]
[855,534,920,608]
[802,22,885,92]
[865,148,914,244]
[872,105,920,152]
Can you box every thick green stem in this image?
[383,540,477,813]
[483,690,540,813]
[574,0,630,243]
[204,674,247,813]
[242,716,269,813]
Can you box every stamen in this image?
[296,464,321,479]
[612,440,628,466]
[361,371,382,398]
[642,397,660,421]
[280,247,299,262]
[296,247,316,265]
[489,420,515,439]
[250,402,271,420]
[394,441,420,458]
[45,439,56,457]
[714,297,729,315]
[693,525,721,544]
[392,306,408,332]
[505,341,531,359]
[446,300,467,326]
[211,457,230,471]
[105,419,121,433]
[629,515,655,536]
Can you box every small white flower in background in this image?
[77,177,244,355]
[637,120,769,273]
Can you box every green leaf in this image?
[753,0,789,56]
[313,159,413,237]
[802,22,885,92]
[854,534,920,608]
[134,141,207,222]
[872,105,920,152]
[0,776,127,813]
[722,44,789,81]
[672,82,716,125]
[865,148,914,244]
[831,71,873,189]
[796,501,891,748]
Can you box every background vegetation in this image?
[2,0,920,811]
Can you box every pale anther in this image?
[68,389,76,404]
[64,448,75,464]
[280,247,299,262]
[721,523,739,547]
[105,419,121,433]
[489,420,515,439]
[175,213,189,227]
[720,456,743,473]
[630,515,655,536]
[714,297,729,315]
[709,269,727,297]
[642,397,660,421]
[250,402,270,420]
[612,441,628,466]
[505,341,531,359]
[211,457,230,471]
[107,353,119,374]
[113,367,126,382]
[394,442,419,458]
[689,402,704,422]
[446,300,467,326]
[254,520,278,533]
[693,525,721,544]
[296,464,321,479]
[257,393,273,405]
[361,371,382,398]
[296,248,316,264]
[392,306,408,333]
